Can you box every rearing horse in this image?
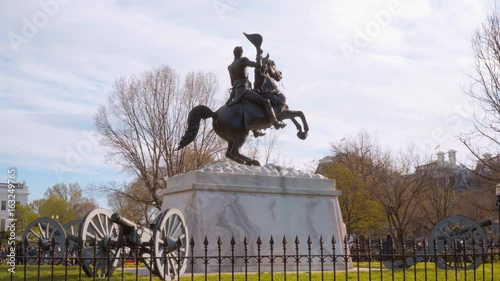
[176,54,309,166]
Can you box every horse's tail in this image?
[176,105,216,150]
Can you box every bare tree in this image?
[44,183,98,216]
[461,9,500,181]
[456,171,500,220]
[319,160,385,239]
[33,183,98,223]
[324,132,388,238]
[244,129,289,166]
[107,181,157,225]
[369,148,432,247]
[95,66,224,211]
[417,167,459,230]
[329,132,432,249]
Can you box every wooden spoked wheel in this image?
[79,208,121,277]
[153,209,189,280]
[429,215,488,270]
[22,217,66,265]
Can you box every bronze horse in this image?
[176,55,309,166]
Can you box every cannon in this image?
[21,207,189,280]
[78,208,189,280]
[21,217,82,265]
[384,215,492,270]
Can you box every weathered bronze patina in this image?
[177,33,309,166]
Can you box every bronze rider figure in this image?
[226,46,285,136]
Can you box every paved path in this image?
[117,266,381,277]
[117,267,151,276]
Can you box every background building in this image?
[0,181,30,236]
[415,150,472,191]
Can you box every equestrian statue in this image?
[176,33,309,166]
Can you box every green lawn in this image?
[0,265,146,281]
[0,262,498,281]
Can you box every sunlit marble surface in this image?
[161,162,351,272]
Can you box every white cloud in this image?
[398,0,432,19]
[0,0,496,200]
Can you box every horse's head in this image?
[263,53,282,82]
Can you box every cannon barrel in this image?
[67,233,79,242]
[478,218,492,228]
[110,212,154,247]
[111,213,137,230]
[459,218,491,233]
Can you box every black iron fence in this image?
[1,235,499,281]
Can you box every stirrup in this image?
[273,121,286,130]
[252,130,266,138]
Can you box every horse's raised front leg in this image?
[279,110,309,140]
[290,118,302,132]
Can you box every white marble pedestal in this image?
[161,162,351,273]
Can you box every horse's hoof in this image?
[250,160,261,166]
[297,131,308,140]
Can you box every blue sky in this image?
[0,0,495,204]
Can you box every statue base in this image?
[161,162,351,273]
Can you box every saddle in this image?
[225,93,285,133]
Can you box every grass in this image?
[0,264,149,281]
[0,262,498,281]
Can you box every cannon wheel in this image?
[153,208,189,281]
[79,208,121,277]
[429,215,488,270]
[22,217,66,265]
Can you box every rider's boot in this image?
[252,130,266,137]
[264,101,286,130]
[271,115,286,129]
[274,120,286,129]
